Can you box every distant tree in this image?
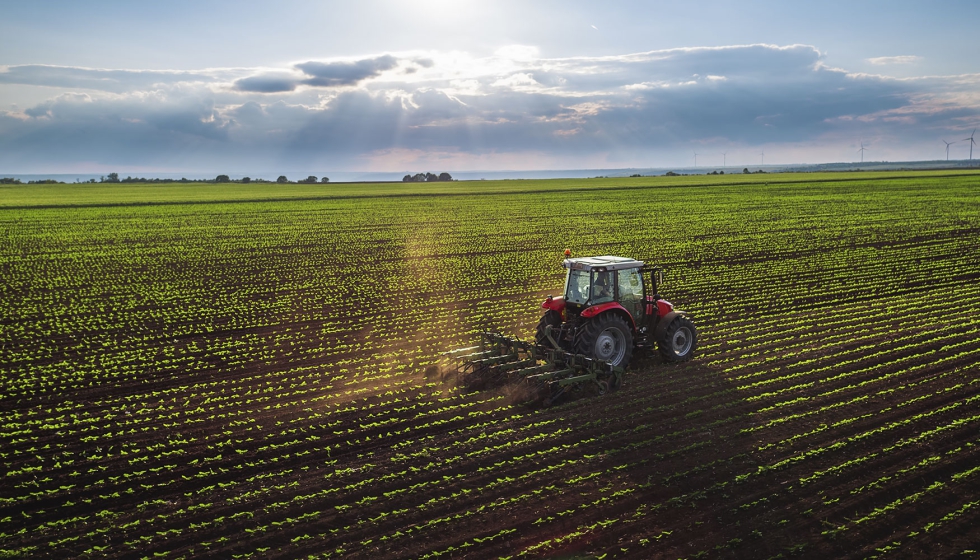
[304,175,318,183]
[320,177,329,183]
[412,173,426,182]
[215,174,230,182]
[424,172,438,182]
[743,168,750,174]
[277,175,289,183]
[103,172,119,183]
[241,177,251,184]
[402,174,413,182]
[0,178,22,184]
[665,171,679,176]
[438,172,452,181]
[630,174,641,178]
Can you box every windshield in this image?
[564,269,591,305]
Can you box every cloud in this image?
[232,73,300,93]
[1,90,229,169]
[867,55,923,65]
[296,55,398,87]
[3,44,980,171]
[232,55,400,93]
[0,64,223,92]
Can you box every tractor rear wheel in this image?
[576,314,633,368]
[535,310,563,347]
[658,316,697,362]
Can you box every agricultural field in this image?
[2,171,980,559]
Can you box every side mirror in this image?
[650,268,665,297]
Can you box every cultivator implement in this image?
[446,331,624,406]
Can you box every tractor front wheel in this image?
[576,314,633,368]
[535,310,563,347]
[658,316,698,362]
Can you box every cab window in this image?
[565,269,591,305]
[591,271,614,304]
[617,268,644,320]
[618,268,643,302]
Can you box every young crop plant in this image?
[2,172,980,559]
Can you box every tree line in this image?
[3,173,463,185]
[402,172,453,182]
[0,178,62,184]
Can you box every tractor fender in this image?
[581,302,637,331]
[542,295,565,313]
[653,310,685,341]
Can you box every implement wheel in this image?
[576,313,633,368]
[658,316,698,362]
[535,310,563,347]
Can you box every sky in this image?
[2,0,979,175]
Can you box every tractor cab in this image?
[561,256,647,324]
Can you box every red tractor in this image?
[535,253,697,368]
[448,252,696,403]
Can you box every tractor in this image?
[447,251,697,405]
[535,252,697,368]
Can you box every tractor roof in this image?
[563,255,645,271]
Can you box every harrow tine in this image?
[543,384,567,407]
[448,330,627,402]
[452,350,496,363]
[442,345,481,356]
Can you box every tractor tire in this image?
[535,310,563,347]
[658,316,698,362]
[576,314,633,368]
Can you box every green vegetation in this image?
[1,171,978,558]
[2,169,979,208]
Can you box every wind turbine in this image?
[721,152,727,167]
[858,141,867,163]
[694,151,698,167]
[964,128,977,160]
[760,150,765,166]
[943,139,955,161]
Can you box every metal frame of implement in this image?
[446,330,625,405]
